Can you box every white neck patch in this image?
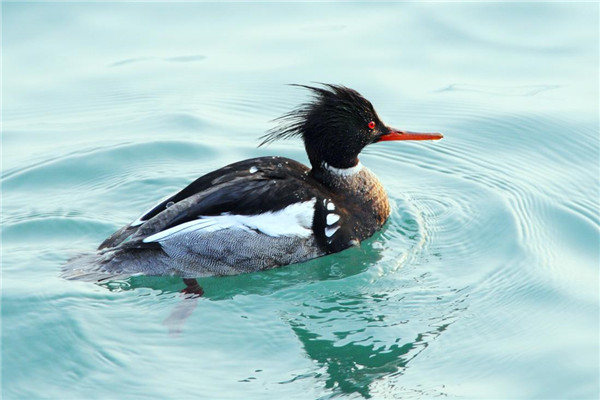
[322,161,364,177]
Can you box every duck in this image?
[62,84,442,286]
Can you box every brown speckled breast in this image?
[321,165,391,241]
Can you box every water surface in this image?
[2,2,599,399]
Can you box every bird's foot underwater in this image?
[162,278,203,336]
[181,278,204,297]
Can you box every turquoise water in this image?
[2,2,599,399]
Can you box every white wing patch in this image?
[143,198,317,243]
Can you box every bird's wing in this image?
[99,156,331,249]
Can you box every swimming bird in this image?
[63,84,442,284]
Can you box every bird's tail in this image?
[61,247,171,282]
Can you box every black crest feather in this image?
[258,83,376,147]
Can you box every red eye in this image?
[368,121,376,129]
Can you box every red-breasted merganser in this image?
[63,84,442,283]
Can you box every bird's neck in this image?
[311,160,386,202]
[311,160,391,236]
[321,161,364,177]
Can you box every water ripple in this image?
[109,54,206,67]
